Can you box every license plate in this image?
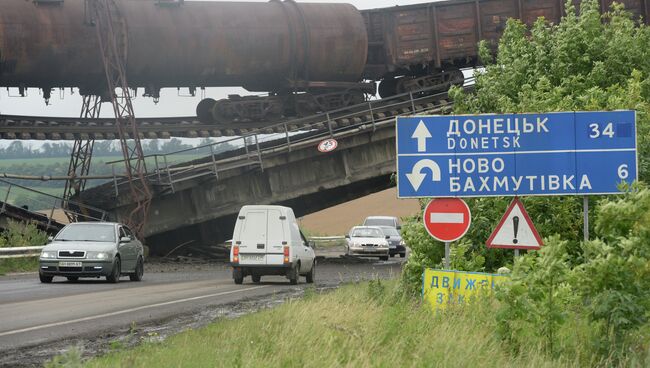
[59,261,82,267]
[240,254,264,262]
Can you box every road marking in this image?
[0,285,268,337]
[429,213,464,223]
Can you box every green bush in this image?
[0,220,48,248]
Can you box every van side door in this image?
[299,229,314,271]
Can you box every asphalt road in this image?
[0,257,404,366]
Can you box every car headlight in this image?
[400,240,405,246]
[87,251,110,260]
[40,251,56,259]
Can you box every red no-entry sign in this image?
[423,198,471,242]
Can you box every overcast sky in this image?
[0,0,432,118]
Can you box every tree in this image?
[402,0,649,293]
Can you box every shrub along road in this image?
[0,257,404,367]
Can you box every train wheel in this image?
[196,98,216,123]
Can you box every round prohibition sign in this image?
[317,138,338,153]
[423,198,472,242]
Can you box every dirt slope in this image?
[298,187,421,236]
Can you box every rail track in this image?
[0,85,466,140]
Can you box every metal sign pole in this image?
[444,242,450,269]
[514,248,519,259]
[583,196,589,241]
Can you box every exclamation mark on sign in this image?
[512,216,519,244]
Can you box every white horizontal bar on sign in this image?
[430,213,464,223]
[399,148,636,157]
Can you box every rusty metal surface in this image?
[0,0,367,93]
[362,0,648,75]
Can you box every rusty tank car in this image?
[0,0,370,122]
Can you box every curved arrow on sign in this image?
[406,159,441,191]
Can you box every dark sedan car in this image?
[380,226,406,258]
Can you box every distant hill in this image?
[298,187,420,236]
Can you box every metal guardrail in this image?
[102,82,472,194]
[310,236,346,242]
[0,246,44,259]
[0,178,109,223]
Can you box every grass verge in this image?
[0,257,38,275]
[77,279,628,368]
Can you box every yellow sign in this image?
[422,269,509,309]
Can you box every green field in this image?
[0,154,206,170]
[70,280,648,368]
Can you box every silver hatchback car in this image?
[39,222,144,283]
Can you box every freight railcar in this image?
[362,0,649,98]
[0,0,647,124]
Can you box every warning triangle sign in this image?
[486,197,543,250]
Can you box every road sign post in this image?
[396,111,637,198]
[423,198,471,269]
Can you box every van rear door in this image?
[237,209,267,265]
[236,208,286,265]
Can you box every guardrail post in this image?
[254,134,264,171]
[47,199,56,228]
[243,136,250,157]
[154,155,162,182]
[368,101,376,132]
[1,184,11,214]
[284,122,292,152]
[409,92,416,113]
[111,165,119,197]
[209,144,219,180]
[163,155,175,193]
[326,112,334,138]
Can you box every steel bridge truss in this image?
[62,95,101,222]
[85,0,151,240]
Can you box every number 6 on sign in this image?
[618,164,629,180]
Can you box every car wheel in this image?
[252,274,261,283]
[380,256,389,261]
[39,273,53,283]
[289,263,299,285]
[130,257,144,282]
[306,261,315,284]
[233,268,244,285]
[400,253,406,258]
[106,257,121,283]
[66,276,79,282]
[390,253,394,258]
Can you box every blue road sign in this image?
[396,111,637,198]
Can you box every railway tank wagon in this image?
[0,0,370,121]
[362,0,649,98]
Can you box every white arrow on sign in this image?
[406,159,441,191]
[411,120,432,152]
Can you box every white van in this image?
[230,205,316,285]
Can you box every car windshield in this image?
[365,218,395,227]
[381,227,399,236]
[351,228,383,238]
[55,224,115,242]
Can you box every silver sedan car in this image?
[39,222,144,283]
